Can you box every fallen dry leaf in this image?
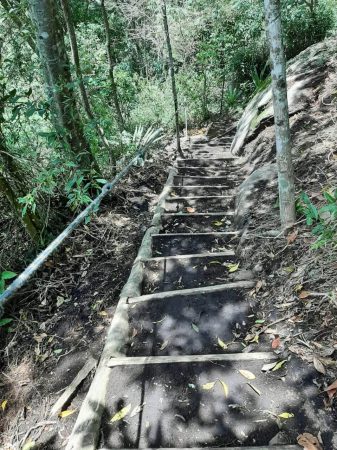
[313,356,326,375]
[279,412,294,419]
[159,340,169,351]
[219,380,229,397]
[59,409,76,418]
[324,379,337,399]
[297,432,323,450]
[217,338,228,350]
[202,382,216,390]
[239,369,256,380]
[1,400,8,411]
[287,229,298,244]
[299,291,311,299]
[186,207,196,213]
[130,403,146,418]
[110,404,131,423]
[272,336,281,349]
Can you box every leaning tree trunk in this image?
[60,0,111,153]
[29,0,99,172]
[161,0,183,158]
[264,0,296,229]
[101,0,125,132]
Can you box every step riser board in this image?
[177,167,244,177]
[152,233,238,256]
[164,197,234,213]
[177,159,238,168]
[169,186,236,197]
[162,213,234,233]
[142,255,253,294]
[173,176,239,187]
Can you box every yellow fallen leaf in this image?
[219,380,229,397]
[98,311,108,317]
[225,263,240,273]
[239,369,256,380]
[278,412,294,419]
[186,207,196,213]
[212,221,224,227]
[110,404,131,423]
[59,409,76,418]
[272,359,287,371]
[217,338,228,350]
[1,400,8,411]
[202,382,216,390]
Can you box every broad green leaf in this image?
[239,369,256,380]
[110,404,131,423]
[1,271,16,280]
[0,318,13,327]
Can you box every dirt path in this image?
[63,126,334,449]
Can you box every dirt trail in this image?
[64,124,335,450]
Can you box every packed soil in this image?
[0,146,174,449]
[233,39,337,444]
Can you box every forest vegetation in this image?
[0,0,336,268]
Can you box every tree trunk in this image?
[264,0,296,229]
[59,0,111,153]
[161,0,183,158]
[0,0,36,52]
[29,0,99,172]
[220,77,225,116]
[0,172,41,242]
[100,0,125,132]
[202,69,209,120]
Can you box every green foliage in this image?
[251,66,271,94]
[0,271,16,294]
[297,191,337,248]
[0,0,336,255]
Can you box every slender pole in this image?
[264,0,296,229]
[161,0,183,158]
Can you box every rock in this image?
[234,163,277,229]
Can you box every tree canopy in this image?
[0,0,336,251]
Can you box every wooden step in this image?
[127,281,259,360]
[177,167,244,177]
[164,195,234,213]
[103,447,300,450]
[128,280,254,304]
[101,358,318,448]
[173,175,240,187]
[162,212,234,233]
[169,185,236,197]
[151,231,239,256]
[108,352,275,366]
[142,253,252,293]
[177,158,237,167]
